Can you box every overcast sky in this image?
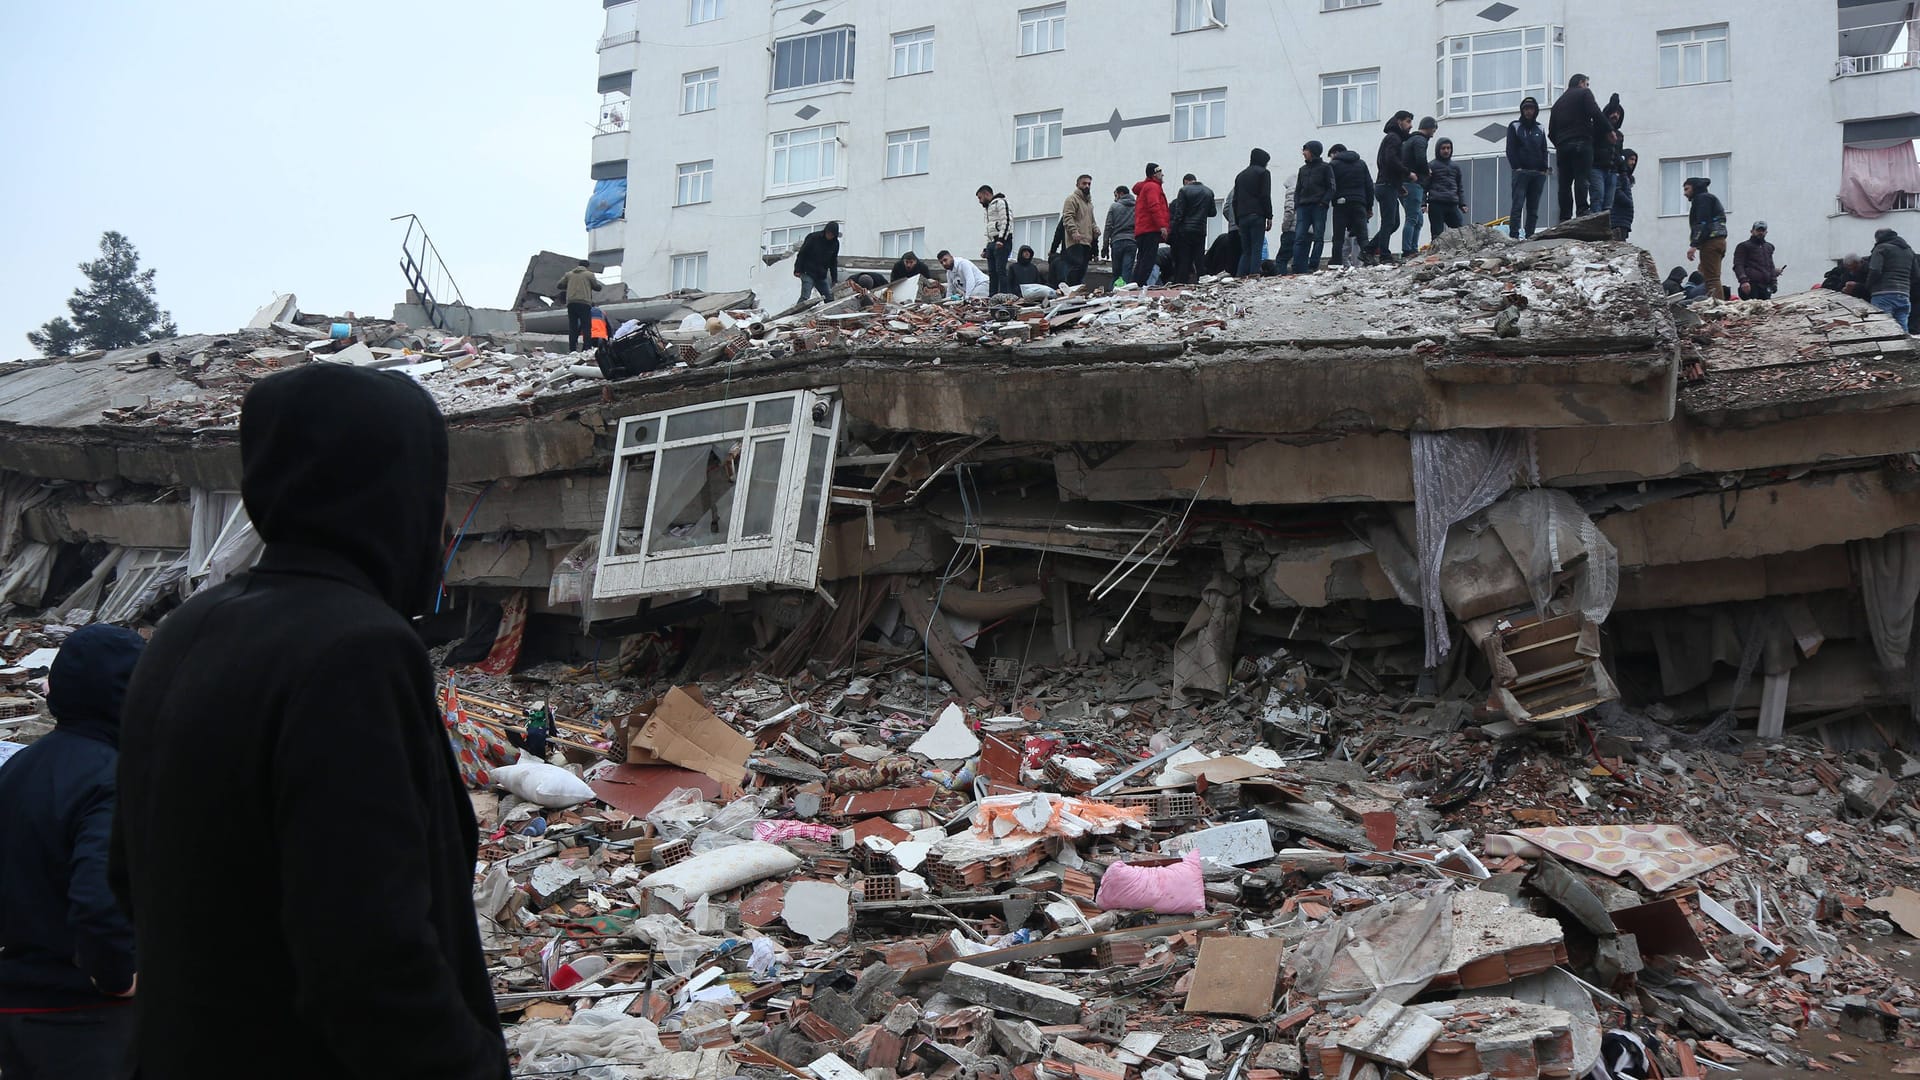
[0,1,603,359]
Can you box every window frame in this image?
[890,27,935,77]
[767,123,845,197]
[763,223,828,257]
[771,25,856,94]
[1319,68,1380,127]
[885,127,931,178]
[881,228,927,259]
[675,160,714,207]
[1435,25,1564,118]
[687,0,722,25]
[1175,0,1225,33]
[595,389,844,600]
[1018,4,1067,56]
[670,252,709,291]
[1171,88,1228,142]
[1657,24,1729,88]
[681,68,719,114]
[1013,109,1064,162]
[1320,0,1380,9]
[1012,214,1060,254]
[1659,155,1731,218]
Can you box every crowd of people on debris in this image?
[771,72,1918,333]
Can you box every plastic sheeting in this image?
[1853,532,1920,672]
[1486,487,1618,629]
[1171,572,1241,698]
[585,178,627,229]
[1839,144,1920,220]
[1411,430,1534,667]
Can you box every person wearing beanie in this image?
[1130,163,1170,286]
[1683,176,1729,300]
[1168,172,1216,284]
[1867,227,1915,330]
[1326,143,1375,265]
[1398,117,1438,255]
[1371,111,1415,261]
[1424,137,1467,239]
[1231,148,1275,277]
[1291,140,1335,273]
[1505,97,1549,239]
[1733,221,1783,300]
[1590,93,1626,229]
[1549,74,1607,221]
[0,625,146,1079]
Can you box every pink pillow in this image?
[1094,851,1205,914]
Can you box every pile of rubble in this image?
[411,633,1920,1080]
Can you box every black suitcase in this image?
[595,324,670,379]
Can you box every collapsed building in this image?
[3,225,1914,743]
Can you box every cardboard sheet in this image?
[627,687,753,786]
[1184,936,1287,1018]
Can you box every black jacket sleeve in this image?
[69,782,135,995]
[273,634,508,1080]
[1258,171,1274,219]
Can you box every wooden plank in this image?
[897,576,988,700]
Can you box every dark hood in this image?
[240,363,450,617]
[1114,193,1135,207]
[1686,176,1711,194]
[1331,149,1361,164]
[47,624,145,745]
[1519,96,1539,120]
[1435,138,1454,160]
[1876,229,1910,250]
[1604,92,1624,128]
[1248,148,1270,167]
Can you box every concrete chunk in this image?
[941,962,1081,1025]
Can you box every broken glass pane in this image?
[665,402,748,441]
[612,454,651,555]
[648,440,739,554]
[740,437,787,538]
[795,432,831,543]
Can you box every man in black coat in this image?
[1549,74,1607,221]
[794,222,840,304]
[1326,143,1374,266]
[112,364,510,1080]
[0,625,144,1079]
[1371,111,1414,261]
[1168,173,1217,284]
[1231,149,1273,277]
[1504,97,1549,239]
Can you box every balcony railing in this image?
[1834,19,1917,77]
[594,96,630,135]
[1836,191,1920,215]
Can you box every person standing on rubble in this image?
[1168,173,1216,284]
[1290,141,1334,274]
[977,186,1013,297]
[1399,118,1438,256]
[1611,149,1638,242]
[554,259,602,353]
[1734,222,1784,300]
[1231,148,1274,278]
[1424,138,1467,239]
[1103,185,1137,286]
[1590,94,1625,225]
[1326,143,1373,266]
[0,625,144,1080]
[937,250,990,299]
[1504,97,1548,240]
[793,222,840,305]
[1060,174,1100,287]
[1549,74,1606,221]
[1683,176,1729,300]
[1130,163,1171,287]
[112,364,510,1080]
[1371,111,1414,262]
[1867,227,1915,330]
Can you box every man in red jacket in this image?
[1130,163,1170,286]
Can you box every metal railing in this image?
[1836,191,1920,215]
[593,95,630,135]
[390,215,473,335]
[1834,19,1917,77]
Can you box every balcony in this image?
[598,41,638,95]
[1832,19,1920,119]
[591,100,630,180]
[588,220,625,262]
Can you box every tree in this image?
[27,231,178,357]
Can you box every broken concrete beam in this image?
[1336,1001,1443,1070]
[940,963,1082,1026]
[1843,772,1897,818]
[1528,856,1618,936]
[992,1018,1047,1062]
[1594,932,1644,985]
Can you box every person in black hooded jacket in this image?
[1326,143,1374,266]
[1589,93,1625,229]
[113,363,510,1080]
[1290,140,1335,274]
[1371,111,1414,260]
[0,625,145,1079]
[1231,148,1273,277]
[1424,138,1467,238]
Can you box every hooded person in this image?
[1326,143,1374,266]
[1683,176,1729,300]
[1663,266,1688,296]
[1231,148,1274,277]
[1611,149,1638,242]
[113,364,511,1080]
[794,221,840,304]
[1007,244,1055,299]
[1590,93,1625,225]
[1371,111,1415,260]
[1130,163,1171,287]
[1505,97,1549,239]
[1424,137,1467,238]
[1168,172,1217,284]
[1103,185,1137,283]
[1290,140,1335,274]
[0,625,145,1079]
[1867,227,1915,330]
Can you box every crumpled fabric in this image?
[1852,532,1920,672]
[752,820,838,844]
[1411,430,1535,667]
[508,1011,664,1079]
[971,792,1148,840]
[440,685,513,787]
[1172,572,1242,698]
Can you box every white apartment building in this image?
[589,0,1920,303]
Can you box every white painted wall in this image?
[595,0,1918,304]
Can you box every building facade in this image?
[590,0,1919,302]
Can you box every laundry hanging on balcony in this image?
[1838,143,1920,218]
[585,178,627,229]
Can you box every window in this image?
[881,228,926,258]
[1172,88,1227,141]
[769,124,842,195]
[1176,0,1224,32]
[1436,26,1564,117]
[1019,4,1066,56]
[671,253,708,291]
[1659,156,1730,218]
[682,68,718,114]
[1321,0,1379,8]
[1012,214,1060,253]
[884,128,930,178]
[764,223,827,256]
[688,0,722,25]
[1014,109,1063,161]
[1320,70,1379,126]
[675,160,713,206]
[1658,25,1728,87]
[891,28,935,76]
[772,26,855,92]
[596,390,843,599]
[603,2,640,47]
